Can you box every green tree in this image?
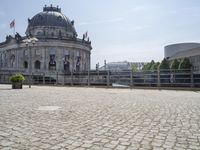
[132,64,138,71]
[149,60,155,70]
[151,62,160,70]
[142,63,149,70]
[159,58,170,70]
[170,59,180,70]
[178,58,192,70]
[143,60,155,71]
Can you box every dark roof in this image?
[27,5,76,34]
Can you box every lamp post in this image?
[23,37,38,88]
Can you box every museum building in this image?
[0,5,92,75]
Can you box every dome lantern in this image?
[43,5,61,13]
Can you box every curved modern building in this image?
[0,5,92,81]
[164,43,200,58]
[164,43,200,73]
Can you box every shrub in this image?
[10,74,25,83]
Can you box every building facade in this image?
[165,43,200,73]
[0,5,92,77]
[99,61,146,71]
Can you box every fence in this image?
[0,69,200,88]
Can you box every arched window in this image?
[35,60,41,69]
[23,61,28,69]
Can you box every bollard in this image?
[107,70,110,87]
[43,72,45,85]
[191,68,194,88]
[157,70,160,87]
[130,70,133,89]
[88,70,90,86]
[56,72,58,85]
[71,71,73,86]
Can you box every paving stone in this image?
[0,85,200,149]
[81,143,92,148]
[115,145,127,150]
[104,143,116,149]
[189,145,200,149]
[72,141,83,147]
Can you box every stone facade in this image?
[0,5,92,77]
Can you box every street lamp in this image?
[23,37,38,88]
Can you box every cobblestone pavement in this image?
[0,84,200,150]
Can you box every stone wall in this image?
[0,39,91,73]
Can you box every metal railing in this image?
[0,69,200,88]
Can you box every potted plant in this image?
[10,73,25,89]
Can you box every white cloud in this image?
[77,17,124,26]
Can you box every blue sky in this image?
[1,0,200,68]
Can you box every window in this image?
[64,55,70,72]
[23,61,28,69]
[76,56,81,72]
[35,60,41,69]
[49,55,56,70]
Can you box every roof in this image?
[170,47,200,59]
[26,5,77,36]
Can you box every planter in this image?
[12,82,23,89]
[10,74,25,89]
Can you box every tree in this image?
[159,58,170,70]
[132,64,139,71]
[178,58,192,70]
[149,60,155,70]
[151,62,160,70]
[170,59,179,70]
[142,63,149,70]
[142,60,155,71]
